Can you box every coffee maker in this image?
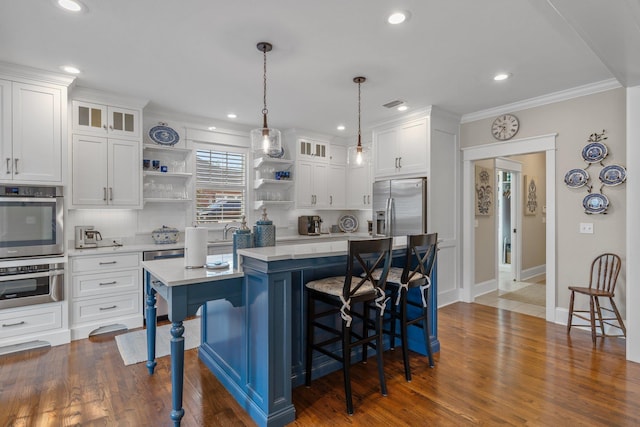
[298,215,322,236]
[75,225,103,249]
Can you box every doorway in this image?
[461,134,557,322]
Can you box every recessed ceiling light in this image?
[60,65,81,74]
[337,125,345,131]
[494,73,511,81]
[56,0,85,13]
[227,113,237,119]
[397,105,409,112]
[208,126,217,131]
[388,11,409,24]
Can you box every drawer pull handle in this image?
[99,261,117,265]
[2,321,26,328]
[99,305,117,311]
[99,281,117,286]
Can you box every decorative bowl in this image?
[152,225,179,244]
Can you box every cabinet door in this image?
[295,160,314,208]
[73,100,107,134]
[329,145,347,164]
[396,117,428,177]
[12,83,62,183]
[328,164,346,208]
[72,134,108,206]
[107,106,140,138]
[108,138,141,207]
[347,163,371,209]
[373,126,398,178]
[312,162,329,207]
[0,79,11,178]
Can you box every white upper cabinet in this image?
[72,100,141,139]
[373,116,429,179]
[71,134,141,208]
[1,79,67,184]
[297,138,328,162]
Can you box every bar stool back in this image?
[304,237,393,415]
[385,233,438,381]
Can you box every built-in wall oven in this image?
[0,262,64,309]
[0,185,64,259]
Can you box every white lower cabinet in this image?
[0,303,65,345]
[70,252,142,340]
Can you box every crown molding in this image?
[0,61,75,87]
[460,78,621,123]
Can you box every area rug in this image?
[500,284,545,307]
[115,318,201,366]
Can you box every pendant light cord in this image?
[357,79,361,144]
[262,47,268,116]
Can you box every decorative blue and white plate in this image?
[149,124,180,146]
[599,164,627,186]
[564,168,589,188]
[267,146,285,159]
[581,142,608,163]
[583,193,609,214]
[338,214,358,233]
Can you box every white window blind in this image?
[195,147,246,224]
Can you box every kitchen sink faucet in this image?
[223,223,239,240]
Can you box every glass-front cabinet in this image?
[72,100,141,139]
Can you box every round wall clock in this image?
[491,114,520,141]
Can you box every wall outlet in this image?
[579,223,594,234]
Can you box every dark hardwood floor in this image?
[2,302,639,426]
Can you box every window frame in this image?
[193,142,249,227]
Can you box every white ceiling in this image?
[0,0,638,136]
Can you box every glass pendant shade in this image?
[252,41,282,157]
[251,126,282,157]
[348,143,369,165]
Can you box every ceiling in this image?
[1,0,639,136]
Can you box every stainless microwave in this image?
[0,185,64,259]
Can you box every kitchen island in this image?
[143,237,439,427]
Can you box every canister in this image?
[253,207,276,248]
[232,216,253,269]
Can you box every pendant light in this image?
[250,42,282,157]
[354,76,366,165]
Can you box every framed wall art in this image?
[524,174,538,215]
[475,165,494,216]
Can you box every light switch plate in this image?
[579,223,593,234]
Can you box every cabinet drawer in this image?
[72,253,140,273]
[73,270,139,299]
[72,293,140,324]
[0,304,62,340]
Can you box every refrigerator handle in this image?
[387,197,395,237]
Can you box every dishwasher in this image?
[143,248,184,320]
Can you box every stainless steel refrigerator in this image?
[372,177,427,237]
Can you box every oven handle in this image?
[0,269,64,282]
[0,197,60,203]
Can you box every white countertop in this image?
[66,232,367,257]
[237,235,407,262]
[141,253,243,286]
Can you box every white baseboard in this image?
[473,279,497,298]
[521,264,545,281]
[437,289,462,308]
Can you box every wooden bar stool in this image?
[567,253,626,346]
[304,237,393,415]
[375,233,438,381]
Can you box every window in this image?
[195,146,247,224]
